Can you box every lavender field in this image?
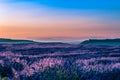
[0,39,120,80]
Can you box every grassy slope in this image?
[80,39,120,46]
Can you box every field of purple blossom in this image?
[0,42,120,80]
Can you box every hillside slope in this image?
[81,39,120,46]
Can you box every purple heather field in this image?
[0,39,120,80]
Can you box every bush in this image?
[12,62,24,72]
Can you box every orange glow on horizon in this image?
[0,26,120,40]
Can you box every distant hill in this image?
[0,38,36,44]
[0,38,68,45]
[80,39,120,46]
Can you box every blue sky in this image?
[4,0,120,10]
[1,0,120,20]
[0,0,120,39]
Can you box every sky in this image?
[0,0,120,41]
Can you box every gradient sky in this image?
[0,0,120,41]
